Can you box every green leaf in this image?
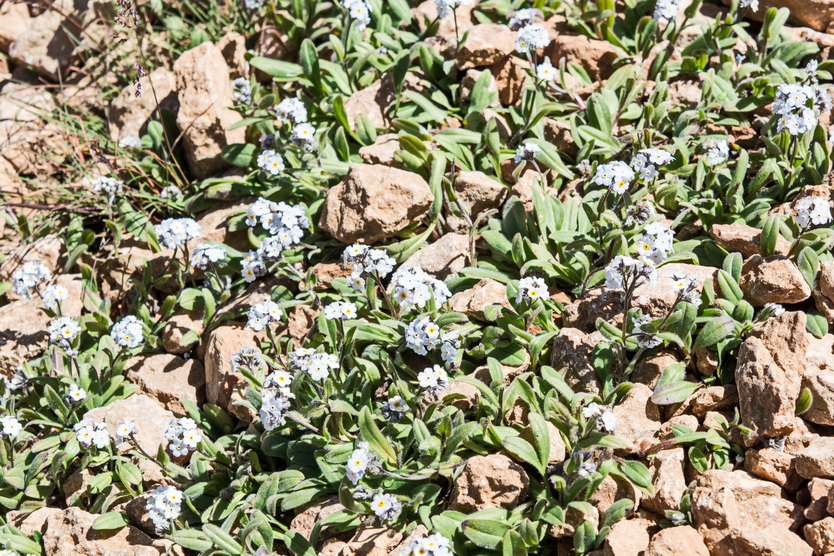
[693,315,735,350]
[221,143,257,167]
[759,215,780,256]
[169,529,214,552]
[798,247,820,289]
[358,406,397,465]
[807,312,829,339]
[462,519,512,550]
[652,363,699,405]
[617,460,654,492]
[796,387,813,416]
[203,523,244,554]
[284,530,317,556]
[502,436,545,475]
[91,512,128,531]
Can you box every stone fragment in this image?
[290,496,346,540]
[162,313,204,355]
[646,526,709,556]
[449,454,529,512]
[589,474,639,516]
[108,68,178,142]
[203,322,261,422]
[710,222,790,258]
[358,134,402,166]
[401,233,469,279]
[490,54,528,106]
[319,164,433,244]
[173,41,245,178]
[602,518,652,556]
[449,279,511,320]
[456,24,517,69]
[729,524,812,555]
[84,395,175,455]
[689,385,739,418]
[445,170,508,231]
[8,0,81,80]
[125,353,205,415]
[744,447,802,491]
[740,255,811,306]
[642,447,686,514]
[611,384,662,451]
[550,328,606,395]
[545,33,620,80]
[796,437,834,479]
[719,0,834,33]
[217,32,247,78]
[0,2,30,54]
[803,477,834,521]
[805,517,834,556]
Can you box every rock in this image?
[729,524,813,555]
[689,385,739,418]
[358,133,402,166]
[456,24,517,69]
[217,32,247,79]
[161,313,204,355]
[805,517,834,555]
[611,384,662,451]
[344,79,389,128]
[309,262,352,290]
[445,170,508,231]
[38,506,181,556]
[804,477,834,520]
[710,223,791,258]
[548,504,601,539]
[108,67,179,142]
[63,468,95,504]
[736,312,808,443]
[290,496,346,540]
[744,447,802,491]
[545,33,620,80]
[796,438,834,479]
[550,328,606,395]
[632,350,679,389]
[203,322,261,421]
[589,474,639,515]
[194,200,252,251]
[449,454,529,512]
[448,279,511,320]
[125,492,156,536]
[602,518,652,556]
[401,233,469,279]
[543,117,578,156]
[318,164,433,244]
[803,335,834,426]
[646,526,709,556]
[719,0,834,33]
[642,447,686,514]
[84,395,175,455]
[815,262,834,324]
[8,0,81,80]
[0,2,30,54]
[790,26,834,61]
[740,255,811,306]
[173,41,245,179]
[341,525,408,556]
[0,234,64,286]
[125,353,205,415]
[491,54,528,106]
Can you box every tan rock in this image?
[550,328,605,395]
[646,526,709,556]
[310,262,352,290]
[8,0,81,80]
[108,67,179,142]
[341,525,406,556]
[125,353,205,415]
[545,33,620,80]
[736,311,807,443]
[710,223,790,258]
[805,517,834,555]
[632,351,677,390]
[719,0,834,33]
[729,524,812,556]
[642,447,686,514]
[689,385,739,418]
[491,54,528,106]
[401,233,469,279]
[162,313,204,355]
[84,394,175,455]
[63,468,95,503]
[804,477,834,521]
[449,454,529,512]
[589,474,639,515]
[744,447,802,491]
[740,255,811,306]
[0,2,30,54]
[344,79,389,128]
[543,117,578,156]
[290,496,346,540]
[446,170,508,231]
[0,233,63,285]
[217,32,247,79]
[173,41,245,178]
[203,322,261,421]
[611,384,662,451]
[358,134,402,166]
[461,69,499,107]
[796,437,834,479]
[456,24,518,69]
[603,518,653,556]
[318,164,433,244]
[448,279,511,320]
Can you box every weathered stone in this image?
[173,41,245,178]
[519,421,567,464]
[689,385,739,418]
[744,447,802,491]
[602,518,652,556]
[710,223,790,258]
[253,26,296,82]
[309,262,352,290]
[611,384,662,451]
[491,54,528,106]
[642,447,686,514]
[445,170,508,231]
[0,2,30,54]
[796,437,834,479]
[589,474,639,516]
[550,328,605,395]
[449,454,529,512]
[8,0,82,80]
[217,32,247,79]
[125,353,205,415]
[740,255,811,306]
[456,24,517,69]
[319,164,433,244]
[358,133,402,167]
[804,477,834,521]
[401,233,469,279]
[719,0,834,33]
[412,0,475,36]
[203,322,261,422]
[108,68,178,142]
[803,335,834,426]
[545,33,621,80]
[84,395,175,455]
[290,496,346,540]
[729,524,813,555]
[162,313,204,355]
[805,517,834,556]
[646,526,709,556]
[449,279,511,320]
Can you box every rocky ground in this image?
[3,0,834,555]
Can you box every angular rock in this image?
[729,524,812,556]
[545,33,620,80]
[710,223,791,258]
[589,474,639,516]
[401,233,469,279]
[0,2,30,54]
[805,517,834,556]
[550,328,606,395]
[203,322,261,422]
[602,518,652,556]
[84,394,175,455]
[804,477,834,521]
[108,68,179,142]
[719,0,834,33]
[796,437,834,479]
[319,164,433,244]
[217,32,247,79]
[646,526,709,556]
[449,279,511,320]
[520,420,567,464]
[8,0,82,80]
[309,262,352,291]
[0,234,64,285]
[642,447,686,514]
[491,54,528,106]
[162,313,204,355]
[611,384,662,451]
[815,261,834,324]
[744,447,802,491]
[456,24,517,69]
[803,336,834,425]
[740,255,811,306]
[449,454,529,512]
[290,496,346,540]
[125,353,205,415]
[689,385,739,418]
[358,133,402,166]
[173,41,245,178]
[445,170,508,231]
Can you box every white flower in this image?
[514,141,542,163]
[703,139,729,166]
[594,160,634,194]
[434,0,471,19]
[241,250,265,283]
[763,302,785,318]
[232,77,251,104]
[116,420,137,445]
[92,176,124,200]
[635,221,674,265]
[11,261,51,298]
[653,0,679,21]
[773,82,830,136]
[67,383,87,403]
[0,415,22,438]
[74,420,110,449]
[260,387,294,430]
[245,197,309,253]
[42,284,68,310]
[290,350,339,381]
[190,243,227,269]
[632,313,662,349]
[111,315,144,348]
[292,123,316,151]
[164,418,201,457]
[275,98,307,123]
[160,185,183,200]
[536,59,557,81]
[508,8,539,30]
[604,255,657,291]
[578,460,597,477]
[49,317,81,346]
[323,301,357,320]
[514,24,549,54]
[795,196,832,228]
[257,149,285,175]
[516,276,548,304]
[247,300,282,332]
[405,533,454,556]
[346,442,373,484]
[119,135,142,149]
[155,218,201,249]
[581,402,617,432]
[146,485,183,533]
[671,271,701,306]
[739,0,759,10]
[344,0,372,29]
[371,492,401,520]
[382,396,408,421]
[417,364,449,395]
[342,244,396,284]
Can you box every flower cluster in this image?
[49,317,81,348]
[514,141,542,163]
[631,148,673,180]
[435,0,470,19]
[91,176,124,201]
[164,417,201,457]
[594,160,635,194]
[516,276,548,304]
[342,244,396,290]
[247,300,282,332]
[653,0,679,22]
[346,441,374,484]
[291,122,316,152]
[146,486,183,534]
[739,0,759,11]
[74,420,110,449]
[795,196,833,228]
[112,315,144,348]
[703,139,729,166]
[417,364,450,395]
[241,251,266,283]
[344,0,372,29]
[371,492,401,520]
[260,372,295,430]
[405,317,460,363]
[508,8,539,30]
[42,283,68,310]
[190,243,226,269]
[582,402,617,432]
[0,415,22,438]
[245,198,310,253]
[11,261,51,298]
[403,533,454,556]
[289,348,339,381]
[161,185,183,200]
[763,303,785,318]
[514,24,549,54]
[155,218,201,249]
[391,266,451,312]
[773,82,831,136]
[276,98,307,123]
[232,77,251,104]
[671,272,702,306]
[635,222,674,265]
[231,346,265,371]
[324,301,358,320]
[257,149,285,175]
[604,255,658,291]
